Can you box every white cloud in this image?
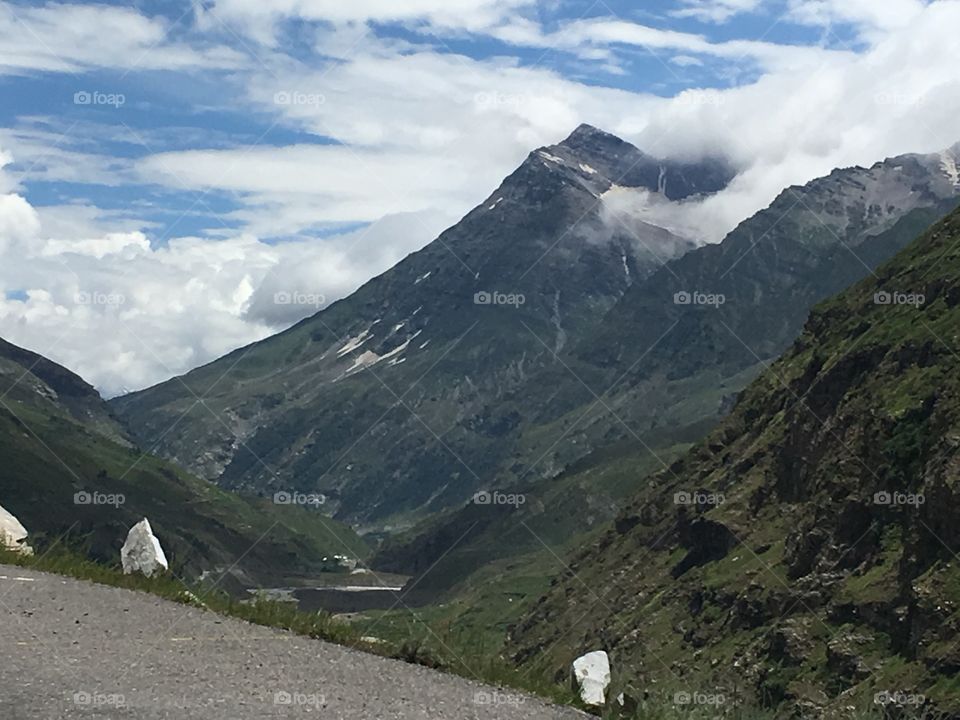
[0,150,40,254]
[2,0,959,398]
[198,0,538,44]
[0,150,452,395]
[672,0,766,24]
[523,18,850,73]
[787,0,929,39]
[621,0,960,237]
[0,2,245,75]
[134,49,648,234]
[41,232,152,260]
[0,193,39,254]
[670,54,705,67]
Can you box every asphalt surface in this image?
[0,565,585,719]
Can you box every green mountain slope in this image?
[0,337,367,588]
[113,134,960,551]
[507,206,960,715]
[110,125,730,529]
[507,149,960,484]
[375,149,960,597]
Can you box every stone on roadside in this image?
[121,518,169,577]
[0,502,34,555]
[572,650,611,706]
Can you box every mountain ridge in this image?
[110,126,731,528]
[506,204,960,716]
[0,336,367,588]
[372,143,960,599]
[111,132,960,546]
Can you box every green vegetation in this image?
[110,148,960,543]
[0,336,368,588]
[507,206,960,716]
[1,542,936,718]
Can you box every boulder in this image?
[572,650,611,706]
[0,503,33,555]
[121,518,168,577]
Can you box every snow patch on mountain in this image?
[942,150,960,187]
[550,291,567,356]
[337,329,373,357]
[344,350,381,374]
[538,150,565,165]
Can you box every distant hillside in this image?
[508,205,960,716]
[111,125,731,529]
[376,146,960,597]
[0,337,367,589]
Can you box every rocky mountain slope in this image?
[111,125,731,529]
[510,144,960,481]
[112,132,960,559]
[375,145,960,594]
[0,337,366,587]
[507,205,960,716]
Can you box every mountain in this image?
[373,145,960,594]
[0,337,367,588]
[110,125,732,530]
[0,337,131,445]
[507,205,960,715]
[505,144,960,484]
[112,132,959,558]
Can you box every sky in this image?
[0,0,958,396]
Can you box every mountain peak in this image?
[553,123,639,165]
[531,124,734,201]
[559,123,621,147]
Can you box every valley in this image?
[4,128,960,719]
[5,5,960,718]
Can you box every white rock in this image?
[121,518,168,577]
[0,503,33,555]
[572,650,611,706]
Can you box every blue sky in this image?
[0,0,957,394]
[0,0,865,241]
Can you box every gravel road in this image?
[0,565,585,720]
